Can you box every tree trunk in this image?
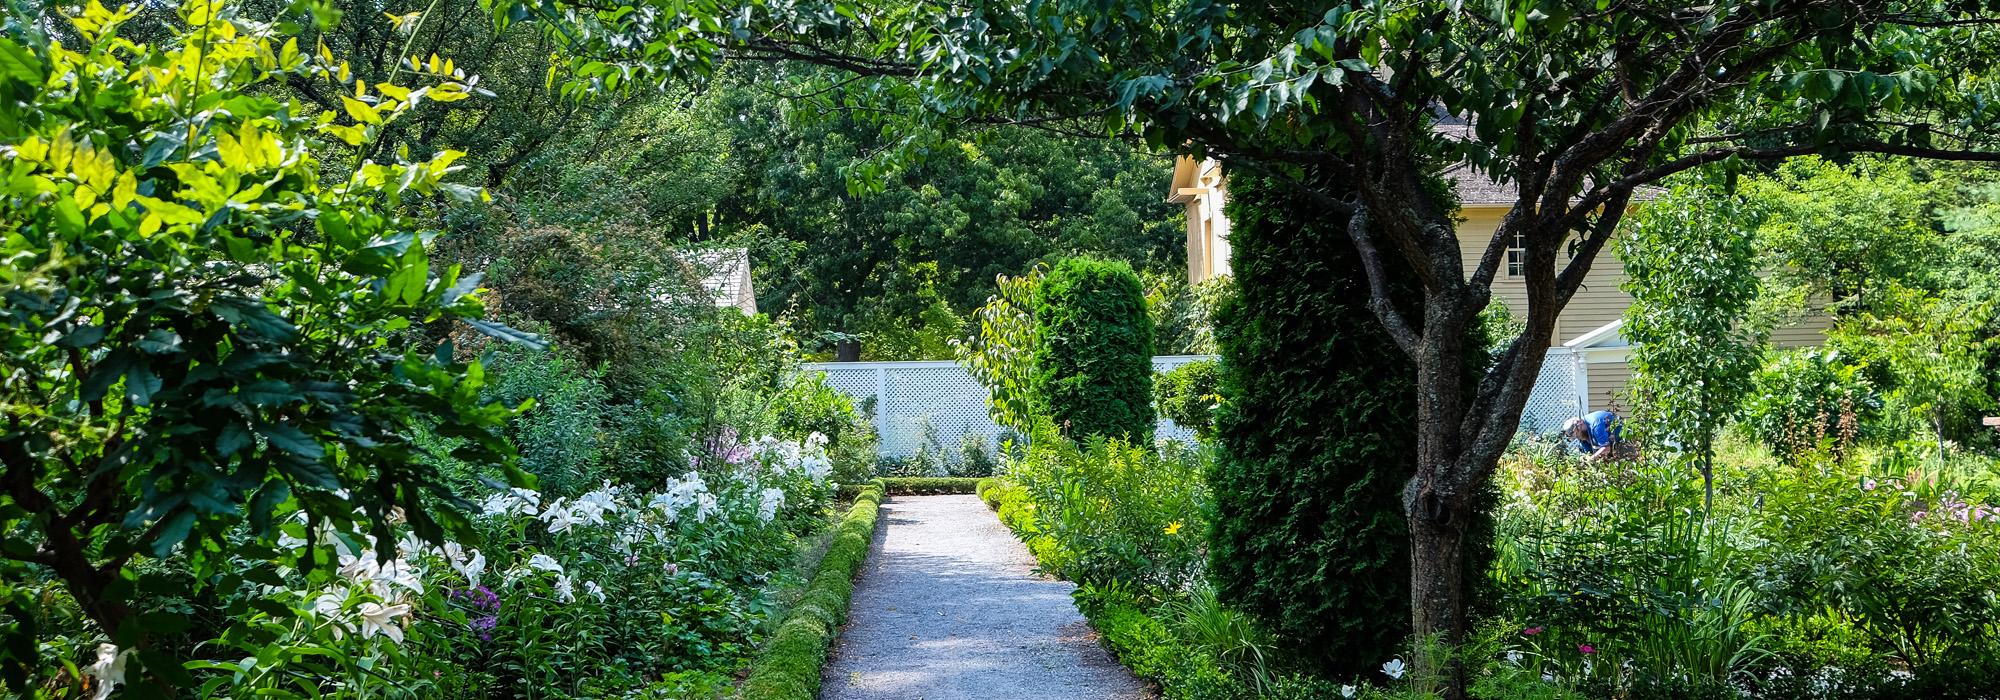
[1406,333,1476,698]
[834,339,862,362]
[1408,503,1470,696]
[1935,409,1948,462]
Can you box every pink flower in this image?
[1578,645,1596,654]
[1862,478,1878,491]
[1523,626,1544,636]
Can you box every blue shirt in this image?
[1584,411,1620,447]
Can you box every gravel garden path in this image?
[819,494,1152,700]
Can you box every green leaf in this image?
[384,238,429,305]
[258,423,325,461]
[56,324,106,348]
[149,511,196,557]
[238,380,303,407]
[0,38,43,85]
[79,349,139,401]
[212,297,298,343]
[247,480,291,533]
[125,365,161,406]
[136,329,182,354]
[216,422,253,457]
[465,318,548,350]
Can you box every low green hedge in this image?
[836,477,981,499]
[739,479,885,700]
[878,476,983,495]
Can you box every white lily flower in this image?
[694,492,718,522]
[356,602,411,644]
[570,498,610,527]
[553,574,576,603]
[1339,685,1356,699]
[541,500,580,534]
[576,484,620,515]
[396,532,428,559]
[526,553,564,575]
[1382,658,1407,680]
[337,550,381,581]
[372,557,424,598]
[584,580,605,602]
[481,488,543,517]
[87,643,130,700]
[456,549,486,585]
[312,590,350,639]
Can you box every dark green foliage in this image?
[1154,359,1221,441]
[876,477,983,495]
[739,481,885,700]
[479,343,613,498]
[1206,171,1415,676]
[1033,257,1156,441]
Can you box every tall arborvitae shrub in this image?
[1208,171,1418,675]
[1033,257,1155,441]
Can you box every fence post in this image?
[874,367,889,445]
[1571,351,1591,418]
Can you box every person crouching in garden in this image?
[1562,410,1632,461]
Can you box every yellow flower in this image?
[1163,521,1183,536]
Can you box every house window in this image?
[1505,232,1527,277]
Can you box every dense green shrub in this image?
[481,343,614,498]
[772,371,879,483]
[1206,171,1417,674]
[1155,359,1222,441]
[1033,257,1156,441]
[0,8,535,682]
[1744,348,1881,464]
[1741,466,2000,690]
[1073,583,1246,700]
[741,481,886,700]
[978,477,1037,534]
[957,264,1047,434]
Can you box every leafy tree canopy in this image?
[0,0,535,682]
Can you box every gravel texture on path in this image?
[819,494,1153,700]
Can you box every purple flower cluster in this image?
[449,586,502,641]
[1929,493,1998,525]
[694,426,752,469]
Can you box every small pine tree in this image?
[1033,257,1156,441]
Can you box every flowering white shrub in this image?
[101,430,844,698]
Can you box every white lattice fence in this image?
[1519,348,1590,435]
[808,352,1582,457]
[804,356,1214,458]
